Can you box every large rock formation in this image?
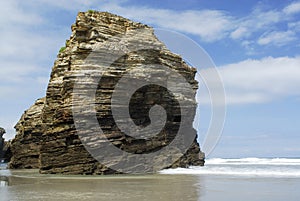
[3,141,12,163]
[9,11,205,174]
[0,127,5,160]
[0,127,12,162]
[9,98,45,168]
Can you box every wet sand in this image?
[1,168,300,201]
[0,169,201,201]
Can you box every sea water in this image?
[0,158,300,201]
[161,158,300,177]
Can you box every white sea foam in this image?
[160,158,300,177]
[205,157,300,165]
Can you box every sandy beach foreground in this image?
[1,159,300,201]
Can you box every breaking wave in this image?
[160,158,300,178]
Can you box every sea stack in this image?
[9,98,45,168]
[9,11,205,174]
[0,127,5,160]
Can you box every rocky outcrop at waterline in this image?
[9,11,205,174]
[3,141,12,163]
[0,127,11,162]
[0,127,5,160]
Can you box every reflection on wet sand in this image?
[0,169,202,201]
[0,176,9,186]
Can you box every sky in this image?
[0,0,300,158]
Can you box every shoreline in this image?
[1,159,300,201]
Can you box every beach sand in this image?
[1,167,300,201]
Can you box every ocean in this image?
[1,158,300,201]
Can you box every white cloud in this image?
[230,9,282,40]
[101,2,299,47]
[0,0,72,82]
[32,0,233,42]
[100,2,298,45]
[288,21,300,31]
[198,56,300,105]
[257,31,296,46]
[230,27,249,39]
[229,2,300,48]
[283,1,300,15]
[99,3,234,42]
[250,9,282,29]
[0,1,43,25]
[7,0,299,46]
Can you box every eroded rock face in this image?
[0,127,5,160]
[0,128,12,162]
[10,11,205,174]
[9,98,45,168]
[3,141,12,163]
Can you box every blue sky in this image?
[1,0,300,158]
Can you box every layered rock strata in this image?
[9,11,205,174]
[9,98,45,168]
